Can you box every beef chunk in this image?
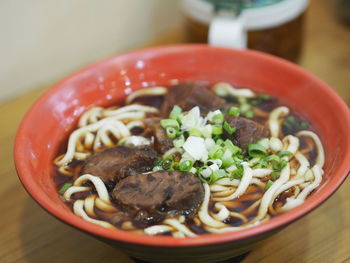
[80,146,158,184]
[144,118,173,154]
[161,83,225,116]
[224,115,269,153]
[112,171,204,223]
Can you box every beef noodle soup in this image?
[54,82,325,237]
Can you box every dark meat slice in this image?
[112,171,204,223]
[160,83,226,117]
[80,146,158,185]
[224,114,269,153]
[143,118,173,154]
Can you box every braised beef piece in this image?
[143,118,173,154]
[224,114,269,153]
[80,146,158,185]
[160,83,226,116]
[112,171,204,224]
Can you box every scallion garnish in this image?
[300,121,309,129]
[248,143,268,158]
[160,119,179,129]
[189,128,202,137]
[222,157,235,168]
[229,106,240,117]
[173,136,185,148]
[212,113,224,124]
[210,169,227,183]
[277,151,293,158]
[266,154,281,163]
[271,171,280,180]
[224,139,241,155]
[244,110,254,119]
[266,180,273,189]
[223,121,236,135]
[166,127,177,139]
[162,156,173,170]
[231,164,244,179]
[59,183,73,194]
[169,106,182,120]
[212,124,223,135]
[179,160,194,172]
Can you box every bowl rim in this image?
[14,44,350,247]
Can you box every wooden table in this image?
[1,1,349,263]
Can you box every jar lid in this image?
[181,0,309,30]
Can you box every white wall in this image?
[0,0,182,102]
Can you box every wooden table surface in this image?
[1,1,349,263]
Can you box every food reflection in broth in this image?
[54,82,325,237]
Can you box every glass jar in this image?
[181,0,309,62]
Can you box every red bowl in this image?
[14,45,350,263]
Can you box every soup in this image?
[54,82,324,237]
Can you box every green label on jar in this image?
[203,0,284,10]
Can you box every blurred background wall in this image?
[0,0,182,102]
[0,0,349,104]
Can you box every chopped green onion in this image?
[169,106,182,120]
[59,183,73,194]
[213,148,224,159]
[166,127,177,139]
[215,139,224,146]
[176,130,184,137]
[240,103,250,113]
[271,171,280,180]
[248,143,268,158]
[280,159,287,169]
[212,113,224,124]
[257,94,271,100]
[170,161,179,171]
[272,159,288,171]
[266,154,281,163]
[222,149,233,159]
[209,145,223,159]
[179,160,193,172]
[244,110,254,119]
[231,164,244,179]
[173,136,185,148]
[222,157,235,168]
[154,158,163,166]
[229,106,240,117]
[199,166,212,179]
[223,121,236,135]
[181,114,196,129]
[190,167,197,174]
[257,138,269,149]
[224,139,241,155]
[210,169,228,183]
[278,151,293,158]
[162,156,173,170]
[266,180,273,189]
[202,125,212,138]
[160,119,179,129]
[118,140,126,146]
[252,159,268,169]
[212,124,223,135]
[286,115,296,122]
[212,134,221,141]
[189,128,202,137]
[300,121,309,129]
[208,146,221,158]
